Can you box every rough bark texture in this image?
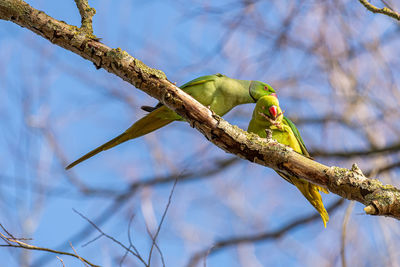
[73,0,96,33]
[1,0,400,219]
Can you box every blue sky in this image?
[0,0,400,266]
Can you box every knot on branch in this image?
[327,164,400,219]
[364,186,400,218]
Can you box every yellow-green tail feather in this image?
[278,172,329,227]
[66,106,178,169]
[292,179,329,228]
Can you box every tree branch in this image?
[1,0,400,219]
[311,141,400,158]
[0,223,99,267]
[73,0,96,34]
[187,199,345,267]
[359,0,400,21]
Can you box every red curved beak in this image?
[269,105,278,119]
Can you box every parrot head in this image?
[255,95,283,125]
[249,81,276,102]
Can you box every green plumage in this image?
[248,95,329,227]
[66,74,276,169]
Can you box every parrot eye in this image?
[264,86,269,91]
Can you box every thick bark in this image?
[1,0,400,219]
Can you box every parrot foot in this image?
[207,106,219,119]
[258,111,284,129]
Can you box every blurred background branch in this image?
[0,0,399,266]
[0,223,99,267]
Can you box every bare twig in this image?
[30,158,237,266]
[341,201,355,267]
[69,242,89,267]
[366,161,400,177]
[311,141,400,158]
[186,199,345,267]
[0,224,99,267]
[147,179,177,267]
[359,0,400,21]
[122,213,143,266]
[56,256,66,267]
[73,209,148,266]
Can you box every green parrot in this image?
[247,95,329,227]
[66,73,276,169]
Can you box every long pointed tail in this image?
[278,172,329,227]
[65,131,131,169]
[66,106,177,169]
[293,179,329,228]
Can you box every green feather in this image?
[248,95,329,227]
[179,73,224,89]
[282,117,310,157]
[67,74,276,168]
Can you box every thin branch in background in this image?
[365,160,400,178]
[359,0,400,21]
[1,0,400,266]
[69,242,89,267]
[147,178,178,267]
[0,223,99,267]
[120,213,143,267]
[81,234,102,247]
[56,256,65,267]
[33,155,237,266]
[76,177,178,267]
[120,251,129,267]
[311,141,400,158]
[32,156,237,265]
[127,214,142,257]
[186,199,345,267]
[341,201,355,267]
[380,0,394,10]
[0,223,23,241]
[73,209,148,266]
[33,187,141,266]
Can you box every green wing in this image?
[283,116,310,157]
[179,73,224,89]
[141,74,224,112]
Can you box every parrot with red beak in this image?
[66,74,276,169]
[248,95,329,227]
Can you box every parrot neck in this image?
[232,79,254,104]
[208,77,254,116]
